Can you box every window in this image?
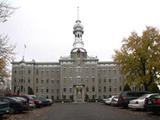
[36,88,38,93]
[57,89,59,94]
[41,89,43,93]
[28,70,31,74]
[51,89,54,93]
[57,80,59,84]
[98,87,101,92]
[109,79,111,83]
[14,78,16,82]
[46,79,49,83]
[28,79,30,83]
[104,78,106,83]
[51,80,54,84]
[41,80,44,84]
[109,87,112,92]
[69,88,72,93]
[36,78,38,83]
[119,86,122,91]
[46,89,49,93]
[92,86,95,92]
[104,86,106,92]
[63,88,66,92]
[92,78,95,82]
[86,87,89,92]
[51,96,54,100]
[63,95,66,100]
[36,69,38,75]
[57,96,59,100]
[92,95,95,99]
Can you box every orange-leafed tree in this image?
[113,26,160,91]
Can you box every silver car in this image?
[128,93,158,110]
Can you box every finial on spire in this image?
[77,6,79,21]
[22,44,26,61]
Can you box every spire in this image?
[77,6,79,21]
[73,6,84,48]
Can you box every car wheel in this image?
[9,108,15,114]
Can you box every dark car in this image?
[0,101,10,116]
[118,91,149,107]
[27,95,42,108]
[0,97,28,113]
[144,94,160,113]
[37,96,51,106]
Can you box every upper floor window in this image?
[109,87,112,92]
[36,88,38,93]
[51,80,54,84]
[46,89,49,93]
[86,87,89,92]
[98,87,101,92]
[28,79,30,83]
[92,86,95,92]
[41,80,44,84]
[36,78,38,83]
[119,86,122,91]
[28,70,31,74]
[92,78,95,83]
[63,88,66,92]
[36,69,38,75]
[46,79,49,83]
[104,86,106,92]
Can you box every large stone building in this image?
[11,17,124,102]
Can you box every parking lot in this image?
[1,103,160,120]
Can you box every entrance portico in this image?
[73,84,85,103]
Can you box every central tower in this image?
[73,7,84,48]
[71,7,87,59]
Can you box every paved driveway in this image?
[4,103,160,120]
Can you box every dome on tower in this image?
[73,20,84,34]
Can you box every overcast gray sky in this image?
[1,0,160,62]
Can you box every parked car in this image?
[0,97,29,113]
[144,94,160,113]
[118,91,149,107]
[37,96,51,106]
[104,96,114,105]
[19,95,36,108]
[111,96,119,106]
[128,93,159,110]
[46,98,53,105]
[27,95,42,108]
[0,101,10,116]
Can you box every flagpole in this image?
[22,44,26,60]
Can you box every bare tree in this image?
[0,1,15,23]
[0,1,15,78]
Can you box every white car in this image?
[105,96,114,105]
[111,96,119,106]
[128,93,158,110]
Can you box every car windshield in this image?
[138,94,148,99]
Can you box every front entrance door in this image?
[73,85,85,102]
